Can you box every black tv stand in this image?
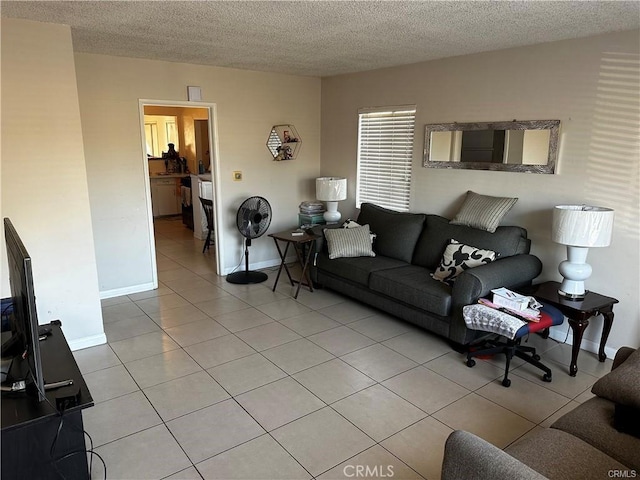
[1,322,94,479]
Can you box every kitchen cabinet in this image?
[150,177,181,216]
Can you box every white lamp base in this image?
[558,246,592,300]
[323,201,341,224]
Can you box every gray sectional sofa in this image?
[310,203,543,345]
[442,347,640,479]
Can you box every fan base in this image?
[226,271,268,285]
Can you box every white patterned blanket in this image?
[463,304,527,340]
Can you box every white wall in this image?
[321,30,640,354]
[1,19,105,350]
[74,53,321,296]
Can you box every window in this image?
[165,119,179,150]
[356,106,416,212]
[144,122,159,157]
[144,114,180,154]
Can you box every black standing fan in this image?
[226,196,272,284]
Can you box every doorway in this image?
[138,100,223,287]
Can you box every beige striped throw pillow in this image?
[450,191,518,233]
[324,224,376,259]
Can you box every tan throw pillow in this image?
[450,190,518,233]
[432,239,497,285]
[324,224,376,260]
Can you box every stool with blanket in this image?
[463,303,564,387]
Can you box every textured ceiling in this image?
[2,1,639,77]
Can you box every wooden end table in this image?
[519,281,618,376]
[269,229,319,299]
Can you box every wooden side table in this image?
[269,229,319,299]
[519,281,618,376]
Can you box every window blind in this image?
[356,106,416,212]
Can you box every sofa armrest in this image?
[448,254,542,344]
[308,224,343,284]
[612,347,636,370]
[452,254,543,304]
[442,431,546,480]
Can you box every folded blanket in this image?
[463,304,526,340]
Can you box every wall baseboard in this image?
[222,256,297,276]
[548,327,617,361]
[68,332,107,351]
[100,281,156,299]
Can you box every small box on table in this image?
[491,287,529,311]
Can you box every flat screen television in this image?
[2,218,46,401]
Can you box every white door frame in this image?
[138,99,224,284]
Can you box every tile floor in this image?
[76,217,613,479]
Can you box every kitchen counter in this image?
[150,175,185,217]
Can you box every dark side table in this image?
[269,229,319,299]
[519,281,618,376]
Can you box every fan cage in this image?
[236,196,272,239]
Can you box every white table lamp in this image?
[552,205,614,300]
[316,177,347,223]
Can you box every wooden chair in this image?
[199,197,214,253]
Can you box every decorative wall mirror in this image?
[423,119,560,174]
[267,124,301,161]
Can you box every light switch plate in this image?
[233,171,243,181]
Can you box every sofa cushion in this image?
[442,431,546,480]
[612,346,636,370]
[357,203,426,263]
[615,404,640,438]
[324,224,376,259]
[413,215,529,270]
[432,239,497,286]
[450,190,518,233]
[551,396,640,470]
[591,349,640,438]
[505,427,628,478]
[369,265,452,316]
[591,348,640,410]
[316,252,408,286]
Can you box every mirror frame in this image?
[423,119,560,174]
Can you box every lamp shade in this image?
[316,177,347,201]
[552,205,614,247]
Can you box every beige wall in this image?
[321,30,640,354]
[1,19,105,349]
[74,53,321,295]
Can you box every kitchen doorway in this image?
[138,100,223,288]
